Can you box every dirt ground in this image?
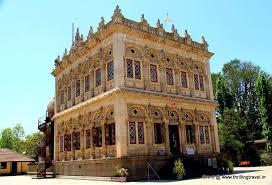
[0,166,271,185]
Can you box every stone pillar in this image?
[113,32,125,87]
[194,123,200,154]
[146,118,153,155]
[164,120,170,154]
[114,96,128,157]
[174,68,180,95]
[72,80,76,106]
[101,64,106,92]
[211,109,220,152]
[143,61,150,90]
[55,132,60,161]
[160,65,166,93]
[72,128,75,160]
[188,71,194,97]
[179,122,186,154]
[101,120,107,157]
[80,76,84,101]
[81,127,85,159]
[205,59,214,100]
[90,68,94,97]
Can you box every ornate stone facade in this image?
[51,6,220,177]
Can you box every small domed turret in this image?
[47,99,55,118]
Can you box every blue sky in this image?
[0,0,271,135]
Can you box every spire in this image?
[75,27,80,42]
[184,29,191,39]
[171,24,177,34]
[141,14,147,23]
[63,48,68,58]
[156,19,163,28]
[87,26,94,40]
[201,36,209,50]
[111,5,124,23]
[98,17,105,31]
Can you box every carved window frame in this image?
[67,85,72,101]
[107,61,114,81]
[60,89,64,105]
[59,135,64,152]
[95,68,102,87]
[150,64,158,83]
[194,74,205,91]
[84,75,90,92]
[126,59,142,80]
[85,129,91,149]
[185,125,195,144]
[154,123,164,144]
[180,71,188,88]
[166,68,174,85]
[75,79,81,97]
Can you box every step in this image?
[57,175,113,181]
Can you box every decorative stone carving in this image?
[87,26,94,40]
[111,5,124,23]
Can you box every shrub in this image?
[226,160,234,173]
[260,152,272,165]
[114,165,129,177]
[173,159,186,177]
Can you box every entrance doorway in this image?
[168,125,180,155]
[11,162,17,174]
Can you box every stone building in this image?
[49,6,220,179]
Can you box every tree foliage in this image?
[0,123,43,157]
[255,74,272,151]
[213,59,271,164]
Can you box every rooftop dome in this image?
[47,98,55,118]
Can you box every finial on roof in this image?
[141,14,147,22]
[171,24,177,33]
[63,48,68,57]
[201,36,208,45]
[87,26,94,40]
[99,17,105,28]
[80,34,84,41]
[184,29,191,38]
[75,27,80,42]
[201,36,209,50]
[112,5,124,23]
[156,19,163,28]
[55,55,60,66]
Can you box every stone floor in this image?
[1,166,272,185]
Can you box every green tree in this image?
[24,132,43,157]
[255,75,272,151]
[0,128,15,149]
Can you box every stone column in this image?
[146,118,153,155]
[188,71,194,97]
[143,61,150,90]
[72,128,75,160]
[114,96,128,157]
[113,32,125,87]
[194,123,200,154]
[211,109,220,152]
[101,64,106,92]
[174,68,180,95]
[164,119,170,154]
[55,132,60,161]
[101,120,107,157]
[90,68,94,97]
[205,59,214,100]
[81,127,85,159]
[160,65,167,93]
[179,119,186,154]
[80,76,84,101]
[72,80,76,106]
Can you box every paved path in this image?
[0,166,271,185]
